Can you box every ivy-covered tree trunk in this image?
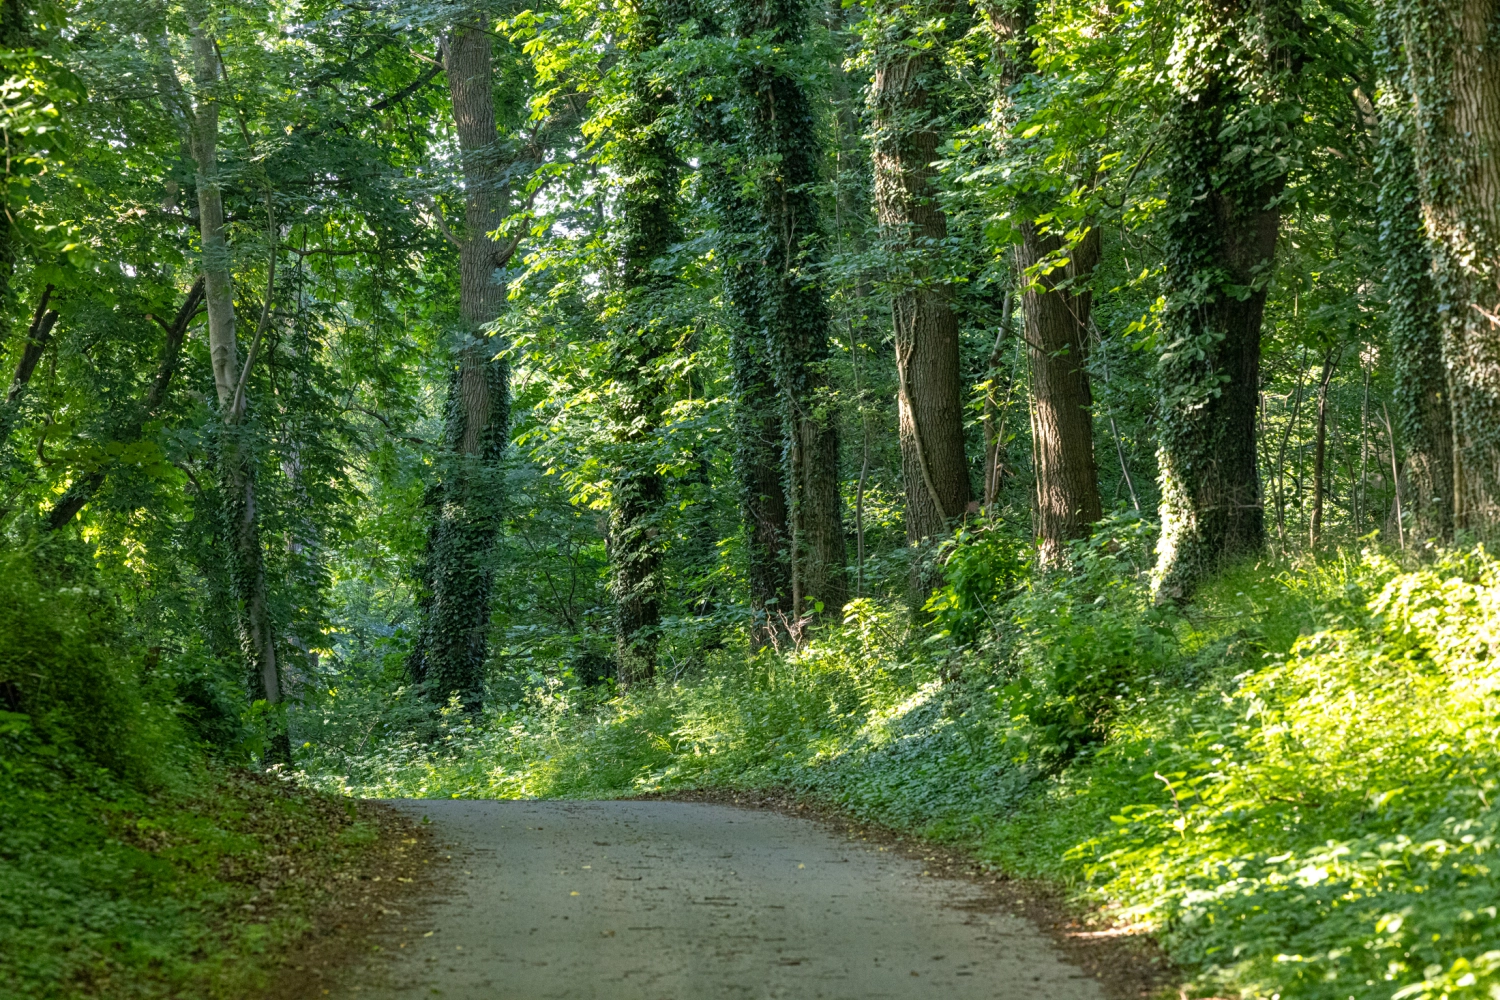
[608,0,687,687]
[1375,18,1452,541]
[1151,0,1298,602]
[697,73,794,647]
[734,327,794,642]
[186,21,288,764]
[1390,0,1500,533]
[869,0,971,575]
[411,17,511,711]
[1021,224,1102,564]
[731,0,848,620]
[1378,122,1452,541]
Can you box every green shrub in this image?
[299,533,1500,1000]
[0,544,163,778]
[1002,513,1178,762]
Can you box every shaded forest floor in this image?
[0,753,434,1000]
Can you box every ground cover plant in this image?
[0,546,406,1000]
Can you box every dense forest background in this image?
[6,0,1500,998]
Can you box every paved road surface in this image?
[330,800,1105,1000]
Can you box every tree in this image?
[409,13,524,710]
[707,0,848,629]
[44,279,205,530]
[179,12,288,761]
[607,0,689,686]
[985,1,1102,566]
[1374,12,1451,541]
[867,0,971,579]
[1387,0,1500,533]
[1151,0,1300,601]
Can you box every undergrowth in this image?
[300,518,1500,1000]
[0,545,392,1000]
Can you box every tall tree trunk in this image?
[696,72,794,648]
[1391,0,1500,532]
[187,22,287,763]
[1376,10,1453,542]
[726,0,848,620]
[985,1,1102,562]
[869,0,971,582]
[733,326,794,644]
[411,17,512,711]
[608,0,687,687]
[1020,224,1103,564]
[1151,0,1298,602]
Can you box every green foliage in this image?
[0,542,171,778]
[0,537,390,1000]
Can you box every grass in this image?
[300,534,1500,1000]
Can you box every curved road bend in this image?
[329,799,1106,1000]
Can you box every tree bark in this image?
[869,0,971,577]
[46,278,205,530]
[984,1,1102,562]
[1151,0,1297,601]
[187,21,287,763]
[608,0,688,687]
[1020,224,1103,564]
[411,16,513,711]
[1392,0,1500,533]
[725,0,848,621]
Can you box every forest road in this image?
[328,799,1106,1000]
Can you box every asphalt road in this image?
[329,799,1106,1000]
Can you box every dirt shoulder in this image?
[264,798,452,1000]
[638,787,1179,1000]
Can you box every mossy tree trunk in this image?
[1151,0,1299,601]
[724,0,848,622]
[869,0,971,587]
[698,85,794,647]
[1375,86,1452,541]
[1374,17,1452,541]
[608,0,689,687]
[411,16,512,711]
[1389,0,1500,533]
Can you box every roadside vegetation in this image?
[301,522,1500,1000]
[0,546,399,1000]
